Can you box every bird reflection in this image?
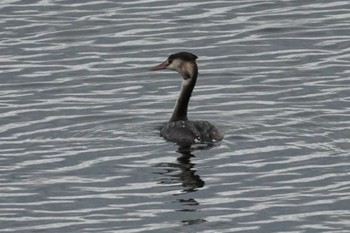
[176,146,205,191]
[157,146,205,192]
[156,145,214,225]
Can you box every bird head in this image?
[150,52,198,79]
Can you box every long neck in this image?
[169,64,198,122]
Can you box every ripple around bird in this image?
[1,0,350,232]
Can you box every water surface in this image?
[1,0,350,232]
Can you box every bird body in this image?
[161,120,222,146]
[151,52,223,146]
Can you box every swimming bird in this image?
[150,52,223,146]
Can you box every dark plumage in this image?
[150,52,223,146]
[161,120,223,146]
[168,52,198,62]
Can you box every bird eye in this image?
[168,59,173,64]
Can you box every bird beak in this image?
[150,60,169,71]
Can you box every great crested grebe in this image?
[150,52,223,146]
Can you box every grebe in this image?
[150,52,223,146]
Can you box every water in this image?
[1,0,350,232]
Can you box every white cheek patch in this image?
[167,59,182,71]
[167,59,195,80]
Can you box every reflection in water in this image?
[157,146,205,192]
[157,145,210,225]
[176,146,205,192]
[1,0,350,231]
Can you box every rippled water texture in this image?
[1,0,350,232]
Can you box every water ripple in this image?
[1,0,350,232]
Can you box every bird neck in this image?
[169,63,198,122]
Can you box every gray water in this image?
[1,0,350,232]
